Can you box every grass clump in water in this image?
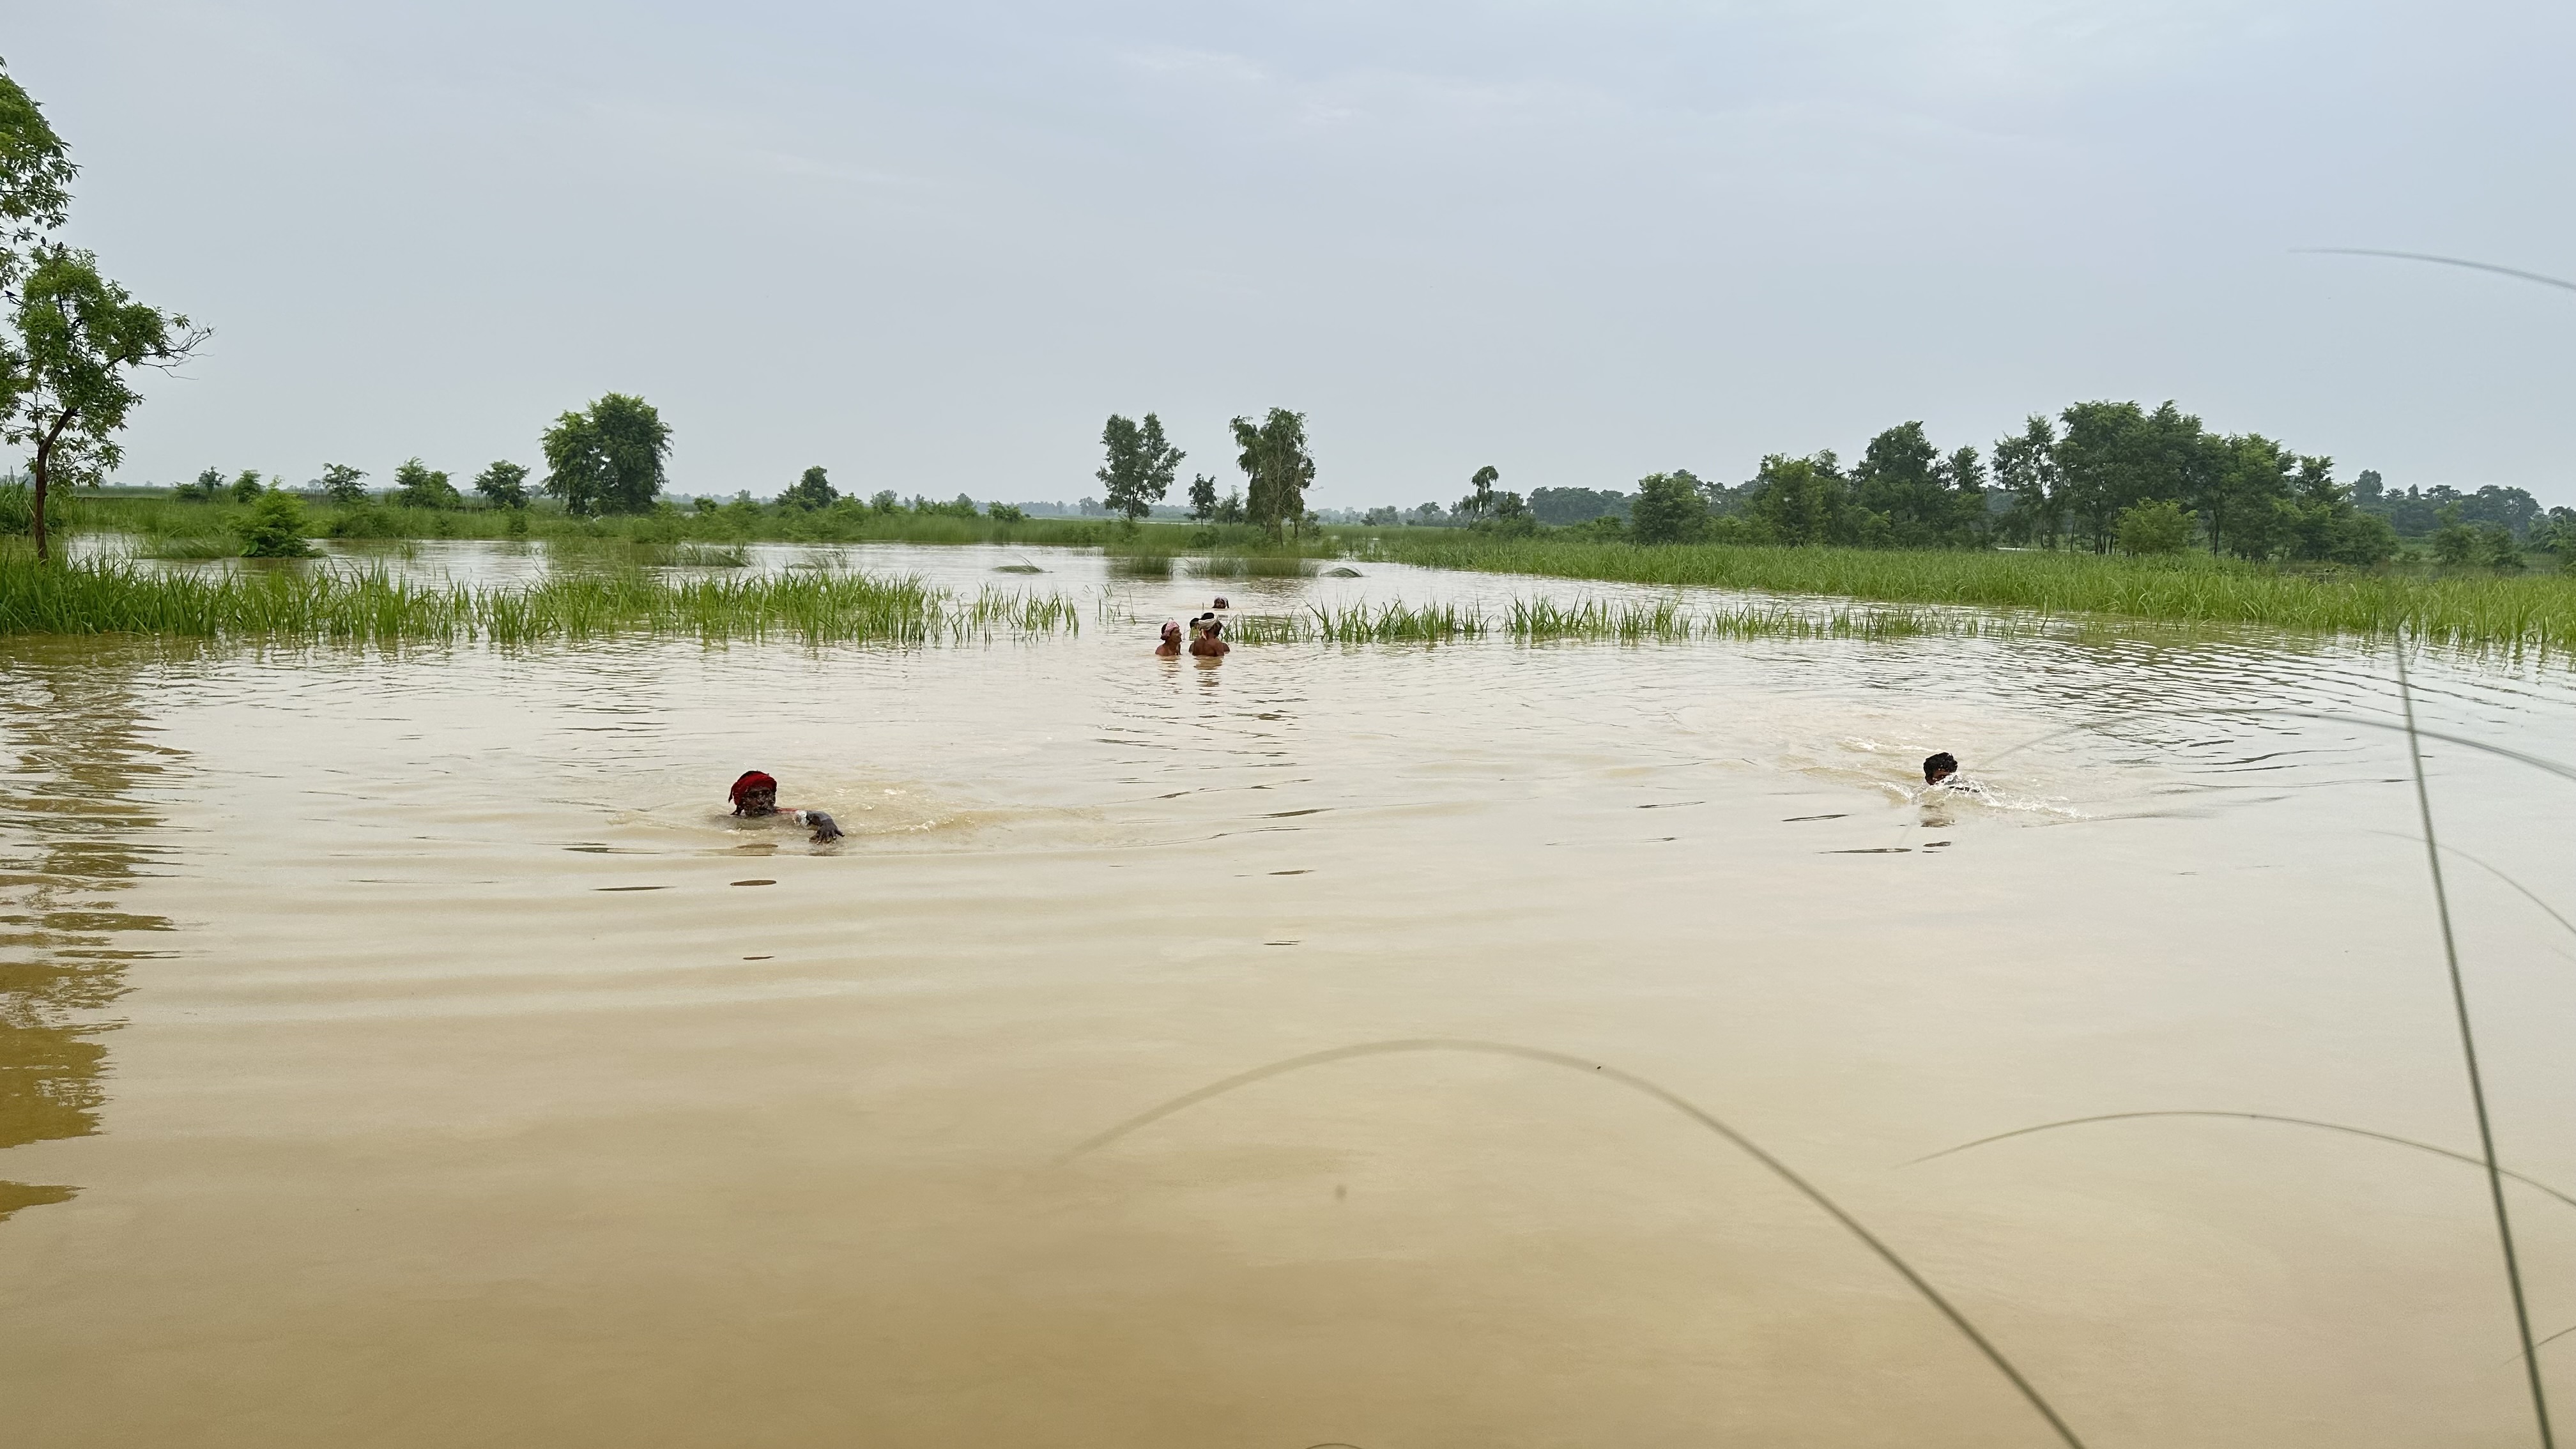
[1204,596,1988,646]
[1348,533,2576,656]
[0,553,1078,646]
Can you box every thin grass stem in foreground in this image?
[1061,1038,2089,1449]
[2396,636,2555,1446]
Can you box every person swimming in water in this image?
[1156,620,1184,657]
[1922,752,1959,786]
[1188,614,1229,657]
[728,770,845,841]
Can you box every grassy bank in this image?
[0,556,1079,645]
[1351,532,2576,654]
[56,493,1282,553]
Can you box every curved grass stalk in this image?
[1984,706,2576,790]
[1060,1038,2089,1449]
[1906,1110,2576,1215]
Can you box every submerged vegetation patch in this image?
[0,555,1079,646]
[1212,597,1981,646]
[1351,533,2576,656]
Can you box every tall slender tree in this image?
[1230,408,1315,538]
[0,64,203,558]
[1990,416,2060,547]
[1458,464,1499,519]
[3,247,204,558]
[1096,412,1184,523]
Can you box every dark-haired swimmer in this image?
[1156,620,1184,657]
[1922,752,1959,786]
[1188,615,1230,657]
[728,770,845,841]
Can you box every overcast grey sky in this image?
[13,1,2575,507]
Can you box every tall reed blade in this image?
[2398,632,2556,1448]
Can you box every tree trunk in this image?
[31,433,52,564]
[29,410,75,564]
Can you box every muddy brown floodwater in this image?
[4,543,2575,1448]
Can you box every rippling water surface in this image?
[6,541,2575,1447]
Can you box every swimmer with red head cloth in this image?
[729,770,843,841]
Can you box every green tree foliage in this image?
[1529,486,1629,525]
[1629,470,1710,544]
[1991,416,2062,546]
[1853,422,1983,546]
[2052,401,2211,553]
[321,463,369,503]
[2115,499,2193,555]
[1230,407,1315,537]
[2359,481,2542,539]
[229,468,264,503]
[541,392,670,516]
[174,465,222,502]
[988,503,1027,524]
[870,489,899,514]
[0,59,74,293]
[473,461,529,509]
[392,457,461,509]
[2431,506,2478,565]
[1186,472,1219,521]
[1747,452,1848,546]
[2479,524,2523,570]
[0,247,204,558]
[231,490,314,558]
[781,464,838,510]
[1982,402,2387,564]
[1458,464,1499,520]
[1096,413,1183,523]
[2324,509,2399,565]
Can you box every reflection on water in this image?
[0,643,172,1219]
[1,544,2573,1447]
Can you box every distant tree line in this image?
[1414,399,2573,564]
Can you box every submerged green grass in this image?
[1353,533,2576,655]
[0,555,1078,645]
[1213,596,1977,645]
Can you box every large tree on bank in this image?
[0,60,201,560]
[4,247,204,559]
[1230,407,1315,538]
[1096,413,1183,523]
[542,392,670,516]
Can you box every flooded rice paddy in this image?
[5,540,2575,1447]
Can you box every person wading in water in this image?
[1188,615,1229,658]
[729,770,844,841]
[1922,752,1959,786]
[1155,620,1184,657]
